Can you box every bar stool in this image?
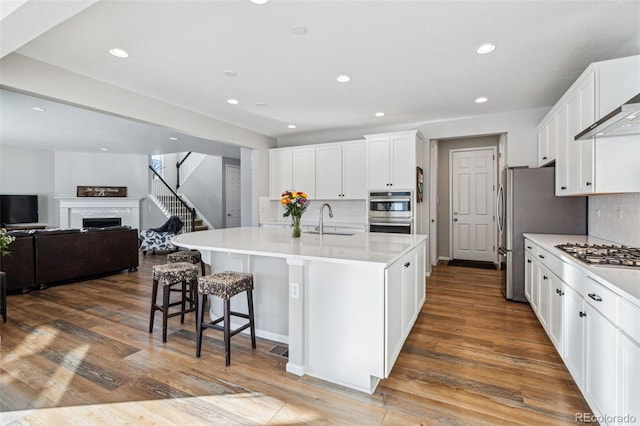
[196,271,256,366]
[167,249,206,275]
[167,249,206,310]
[149,262,198,343]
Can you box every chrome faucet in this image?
[318,203,334,235]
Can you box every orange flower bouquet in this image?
[280,190,309,238]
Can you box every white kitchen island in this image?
[172,227,427,394]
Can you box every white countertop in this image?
[260,220,366,229]
[173,227,427,267]
[524,233,640,306]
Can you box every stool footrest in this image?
[202,320,252,339]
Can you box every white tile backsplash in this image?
[259,196,367,226]
[589,193,640,247]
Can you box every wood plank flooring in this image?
[0,255,592,425]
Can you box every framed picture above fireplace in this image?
[77,186,127,197]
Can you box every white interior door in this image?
[225,164,241,228]
[450,148,496,262]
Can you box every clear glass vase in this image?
[291,215,301,238]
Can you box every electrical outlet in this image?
[291,282,299,299]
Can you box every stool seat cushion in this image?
[152,262,198,286]
[198,272,254,300]
[167,250,202,264]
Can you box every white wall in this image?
[589,193,640,247]
[54,151,148,197]
[0,145,55,225]
[181,156,223,229]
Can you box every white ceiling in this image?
[1,0,639,155]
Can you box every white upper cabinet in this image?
[539,55,640,196]
[316,141,366,200]
[269,146,316,199]
[365,131,420,190]
[269,148,293,199]
[292,146,316,199]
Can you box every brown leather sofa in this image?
[0,227,139,293]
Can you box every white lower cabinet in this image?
[584,302,618,421]
[524,237,640,424]
[618,332,640,426]
[563,283,585,388]
[548,277,564,354]
[524,252,534,303]
[384,243,426,376]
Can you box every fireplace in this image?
[83,217,122,228]
[57,198,140,230]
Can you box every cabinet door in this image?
[584,303,618,420]
[316,145,343,199]
[385,258,404,377]
[341,142,367,199]
[537,125,549,167]
[565,91,580,195]
[390,135,415,189]
[577,71,596,194]
[292,147,316,199]
[554,104,569,195]
[548,279,564,355]
[269,149,293,199]
[524,253,535,304]
[530,259,540,313]
[368,138,391,189]
[537,264,551,329]
[403,250,417,335]
[564,284,585,388]
[618,332,640,426]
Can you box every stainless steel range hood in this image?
[575,93,640,140]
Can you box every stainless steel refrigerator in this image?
[497,167,587,302]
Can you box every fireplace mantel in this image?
[57,197,141,230]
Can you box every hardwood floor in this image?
[0,256,591,425]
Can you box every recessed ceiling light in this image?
[227,98,239,105]
[249,0,269,4]
[596,132,606,136]
[475,97,488,103]
[627,114,638,119]
[288,124,297,129]
[476,43,496,54]
[223,69,237,77]
[31,107,46,112]
[375,112,385,117]
[621,124,632,128]
[100,148,109,152]
[290,24,307,35]
[169,137,178,141]
[109,48,129,58]
[336,75,351,83]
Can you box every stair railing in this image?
[176,152,207,189]
[149,165,196,232]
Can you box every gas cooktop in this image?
[555,243,640,268]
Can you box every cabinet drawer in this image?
[524,240,538,257]
[583,276,618,323]
[618,298,640,345]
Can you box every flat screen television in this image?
[0,195,39,226]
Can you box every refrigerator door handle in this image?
[496,183,505,234]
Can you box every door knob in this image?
[453,218,458,222]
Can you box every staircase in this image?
[149,164,209,233]
[153,194,209,232]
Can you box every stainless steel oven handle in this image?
[370,222,412,226]
[370,198,412,202]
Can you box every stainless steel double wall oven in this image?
[368,191,413,234]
